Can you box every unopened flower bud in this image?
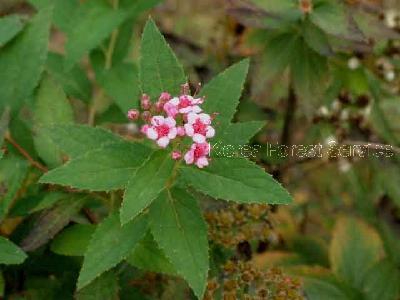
[140,124,149,134]
[177,126,185,136]
[171,151,182,160]
[141,111,152,122]
[159,92,171,102]
[127,109,140,121]
[141,94,151,110]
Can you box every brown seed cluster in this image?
[205,204,274,249]
[204,260,304,300]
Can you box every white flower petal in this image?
[184,124,194,136]
[184,150,194,164]
[164,117,176,128]
[199,113,211,124]
[146,127,158,140]
[168,127,177,139]
[157,137,170,148]
[187,112,198,124]
[192,106,202,113]
[151,116,164,126]
[169,97,179,105]
[179,107,192,113]
[196,157,209,168]
[193,133,206,143]
[206,126,215,138]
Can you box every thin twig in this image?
[5,133,48,172]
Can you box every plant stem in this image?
[281,84,297,147]
[105,0,119,70]
[4,132,48,172]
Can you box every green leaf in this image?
[302,19,332,56]
[0,236,27,265]
[0,6,52,112]
[51,224,96,256]
[64,0,128,69]
[378,221,400,266]
[304,277,353,300]
[40,124,124,159]
[330,217,384,289]
[139,19,186,99]
[362,259,400,300]
[0,155,29,221]
[21,195,87,251]
[149,188,209,299]
[33,75,74,168]
[200,59,249,132]
[96,63,140,112]
[261,31,300,79]
[0,108,10,147]
[77,213,147,290]
[127,231,176,275]
[76,271,119,300]
[53,0,79,32]
[290,39,327,105]
[120,150,175,225]
[181,158,292,204]
[40,141,150,192]
[10,191,67,217]
[309,1,347,37]
[0,15,24,46]
[219,121,265,145]
[46,52,92,102]
[378,163,400,209]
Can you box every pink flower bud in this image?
[171,151,182,160]
[177,126,185,137]
[141,111,152,122]
[141,94,151,110]
[140,124,150,134]
[159,92,171,102]
[127,109,140,121]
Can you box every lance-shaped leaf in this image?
[77,213,147,290]
[21,195,87,251]
[64,0,127,69]
[40,141,150,192]
[200,59,249,132]
[33,75,74,168]
[181,158,292,204]
[139,19,186,99]
[120,150,175,225]
[96,62,140,112]
[149,188,209,299]
[219,121,265,145]
[127,231,176,275]
[0,6,52,112]
[40,124,124,159]
[0,237,27,265]
[46,52,92,102]
[51,224,96,257]
[0,15,24,46]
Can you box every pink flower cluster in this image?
[127,84,216,168]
